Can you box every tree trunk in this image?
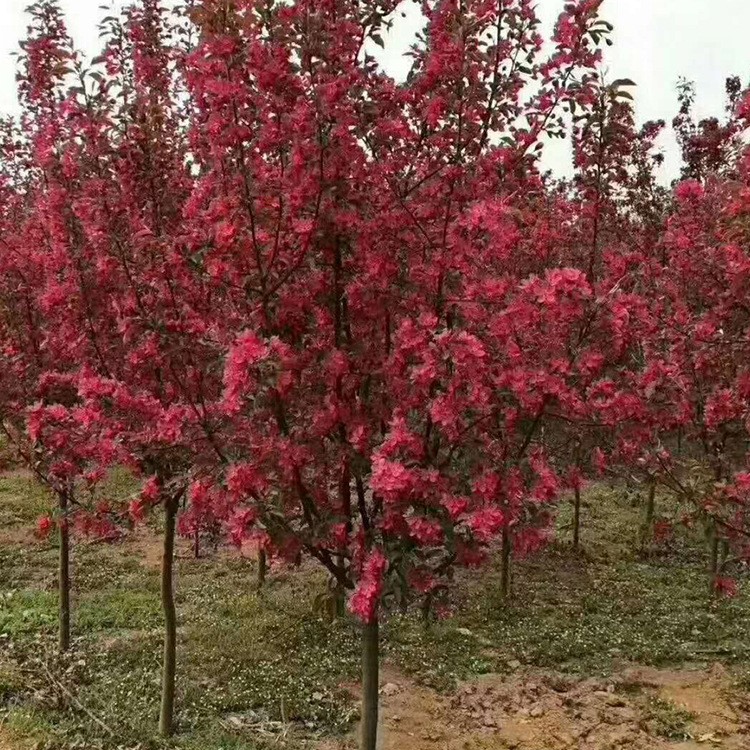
[708,523,720,596]
[572,487,582,552]
[336,462,352,618]
[193,527,200,559]
[159,496,179,737]
[257,548,267,589]
[334,577,346,618]
[421,592,433,629]
[58,490,71,652]
[719,538,730,573]
[500,526,512,600]
[360,618,379,750]
[640,481,656,553]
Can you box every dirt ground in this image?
[0,729,28,750]
[321,663,749,750]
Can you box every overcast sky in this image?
[1,0,749,181]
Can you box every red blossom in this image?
[36,515,54,539]
[713,577,738,598]
[349,550,387,623]
[408,516,444,546]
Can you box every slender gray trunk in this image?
[334,574,346,618]
[257,548,267,589]
[500,526,512,600]
[360,618,379,750]
[159,496,179,737]
[640,480,656,553]
[708,522,720,596]
[58,490,71,652]
[572,487,582,551]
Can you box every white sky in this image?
[1,0,749,181]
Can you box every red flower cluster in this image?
[349,550,388,623]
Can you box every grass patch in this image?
[641,696,694,740]
[453,552,750,672]
[0,472,51,528]
[77,588,163,632]
[0,589,57,639]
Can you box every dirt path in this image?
[322,663,749,749]
[0,728,28,750]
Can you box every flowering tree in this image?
[0,120,84,652]
[558,73,668,550]
[0,0,221,735]
[175,1,620,747]
[673,76,748,183]
[0,0,118,653]
[647,169,750,591]
[598,82,750,585]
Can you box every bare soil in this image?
[321,663,749,750]
[0,728,28,750]
[0,526,33,547]
[115,528,256,571]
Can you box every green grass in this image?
[0,476,749,749]
[0,472,51,527]
[641,696,694,740]
[384,552,750,691]
[0,589,58,638]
